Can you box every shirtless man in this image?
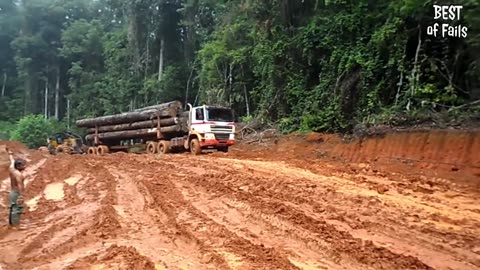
[6,147,26,227]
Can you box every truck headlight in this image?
[229,134,235,140]
[205,133,215,140]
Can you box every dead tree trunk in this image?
[55,66,60,120]
[1,72,6,97]
[44,78,48,119]
[407,27,422,111]
[185,61,196,106]
[158,38,165,81]
[241,66,250,116]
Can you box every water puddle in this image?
[65,175,82,186]
[44,182,65,201]
[26,195,41,211]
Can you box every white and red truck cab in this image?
[186,104,236,153]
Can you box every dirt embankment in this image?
[331,130,480,176]
[235,129,480,187]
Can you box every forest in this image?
[0,0,479,145]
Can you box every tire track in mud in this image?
[170,177,343,270]
[168,168,431,269]
[0,150,478,269]
[133,161,300,270]
[0,157,125,270]
[210,158,480,270]
[155,155,479,270]
[104,166,211,269]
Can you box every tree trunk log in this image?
[85,125,183,141]
[75,107,179,127]
[86,117,178,133]
[134,100,182,112]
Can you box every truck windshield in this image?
[206,108,234,122]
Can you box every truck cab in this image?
[187,104,236,153]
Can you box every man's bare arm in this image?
[7,149,25,195]
[8,150,16,172]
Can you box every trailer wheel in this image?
[190,139,202,155]
[87,147,97,155]
[97,145,109,156]
[157,140,171,154]
[146,141,157,154]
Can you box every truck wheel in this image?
[218,146,229,153]
[146,141,157,154]
[157,140,171,154]
[97,145,109,156]
[87,147,97,155]
[190,139,202,155]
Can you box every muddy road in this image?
[0,134,479,270]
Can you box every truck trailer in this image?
[75,101,236,155]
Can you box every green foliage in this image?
[0,121,16,140]
[278,117,297,134]
[239,115,253,124]
[0,0,478,136]
[158,65,190,102]
[10,115,64,148]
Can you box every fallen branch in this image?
[448,99,480,112]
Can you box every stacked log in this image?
[76,108,179,127]
[133,100,182,112]
[76,101,188,142]
[85,118,178,133]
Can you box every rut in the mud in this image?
[0,131,479,270]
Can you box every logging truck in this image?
[75,101,236,155]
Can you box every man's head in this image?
[14,159,26,171]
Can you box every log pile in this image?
[76,101,189,142]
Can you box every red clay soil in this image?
[330,130,480,177]
[234,129,480,187]
[0,129,478,269]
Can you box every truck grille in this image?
[211,125,233,133]
[214,133,230,141]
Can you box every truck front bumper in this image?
[200,139,235,148]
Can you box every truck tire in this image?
[87,147,97,155]
[190,139,202,155]
[146,141,157,154]
[157,140,171,154]
[97,145,109,156]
